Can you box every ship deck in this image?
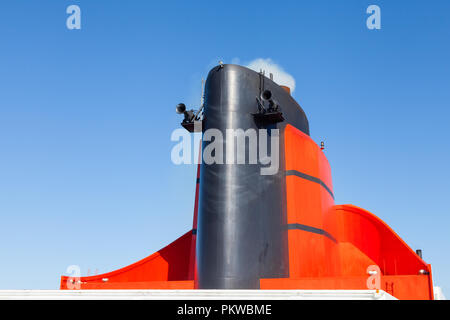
[0,289,396,300]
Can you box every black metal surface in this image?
[195,64,309,289]
[252,111,284,124]
[181,120,203,132]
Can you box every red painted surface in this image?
[60,230,194,289]
[60,124,434,299]
[60,163,201,290]
[260,125,433,300]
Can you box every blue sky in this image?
[0,0,449,292]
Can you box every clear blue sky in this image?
[0,1,449,292]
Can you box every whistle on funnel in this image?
[176,103,203,132]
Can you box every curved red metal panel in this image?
[60,230,194,289]
[332,204,431,276]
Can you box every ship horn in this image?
[261,90,272,101]
[176,103,186,114]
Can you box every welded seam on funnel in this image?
[285,170,334,199]
[286,224,337,243]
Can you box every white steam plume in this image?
[246,58,296,93]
